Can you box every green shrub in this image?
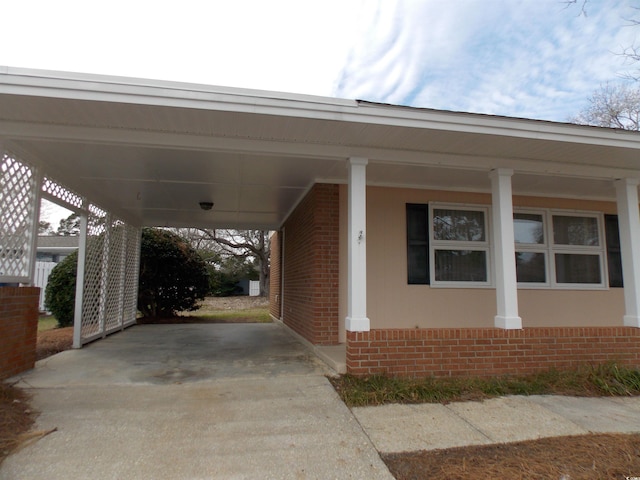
[138,228,209,317]
[44,251,78,327]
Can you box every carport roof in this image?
[2,66,640,229]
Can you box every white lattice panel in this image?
[122,225,141,326]
[80,205,108,340]
[41,177,84,211]
[104,220,125,332]
[0,153,38,281]
[79,205,141,344]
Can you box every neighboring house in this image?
[1,68,640,379]
[36,235,79,263]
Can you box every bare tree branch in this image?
[570,82,640,130]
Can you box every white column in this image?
[615,178,640,328]
[73,209,88,348]
[490,168,522,329]
[345,157,370,332]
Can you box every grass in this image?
[37,316,58,332]
[330,363,640,407]
[189,308,271,323]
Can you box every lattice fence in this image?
[80,205,141,344]
[0,148,141,345]
[0,152,39,282]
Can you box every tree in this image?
[44,251,78,327]
[138,228,209,317]
[170,228,271,297]
[56,212,81,236]
[208,255,259,297]
[38,220,53,235]
[198,229,270,297]
[571,83,640,130]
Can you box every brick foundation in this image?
[281,184,340,345]
[347,327,640,377]
[0,286,39,380]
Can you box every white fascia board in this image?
[353,102,640,151]
[0,66,357,118]
[3,67,640,152]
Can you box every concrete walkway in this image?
[2,324,392,480]
[353,394,640,454]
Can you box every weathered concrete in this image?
[2,323,392,479]
[353,395,640,454]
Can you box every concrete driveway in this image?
[2,323,392,479]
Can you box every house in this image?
[1,67,640,379]
[36,235,79,263]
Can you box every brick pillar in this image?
[282,184,340,344]
[0,286,39,380]
[269,231,282,319]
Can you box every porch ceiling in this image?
[2,67,640,229]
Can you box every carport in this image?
[0,67,365,353]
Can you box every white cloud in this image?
[1,0,638,122]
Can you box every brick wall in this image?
[0,287,39,380]
[347,327,640,377]
[269,231,281,319]
[282,183,340,345]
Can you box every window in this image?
[514,209,606,288]
[430,206,490,285]
[514,212,547,284]
[408,203,616,290]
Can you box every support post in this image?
[615,178,640,328]
[27,168,44,285]
[345,157,370,332]
[73,209,88,348]
[490,168,522,329]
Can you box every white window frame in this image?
[514,208,607,290]
[514,209,550,288]
[429,203,492,288]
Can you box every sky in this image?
[2,0,638,226]
[2,0,638,123]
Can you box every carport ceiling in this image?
[1,67,640,229]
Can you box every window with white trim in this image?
[408,203,617,289]
[514,209,606,288]
[430,205,490,285]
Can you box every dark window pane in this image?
[407,204,429,284]
[514,213,544,244]
[605,214,623,288]
[515,252,546,283]
[553,216,599,246]
[434,250,487,282]
[555,254,601,284]
[433,209,485,242]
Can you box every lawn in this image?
[37,316,57,332]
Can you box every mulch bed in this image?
[0,383,35,465]
[383,433,640,479]
[36,327,73,361]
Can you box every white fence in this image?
[249,280,260,296]
[34,261,57,311]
